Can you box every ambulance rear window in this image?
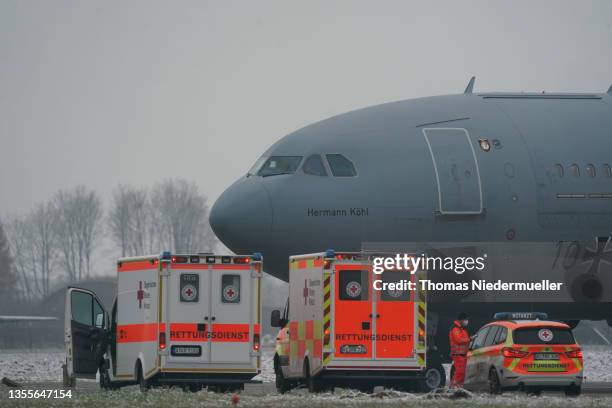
[380,270,410,301]
[221,275,241,303]
[338,270,368,301]
[513,327,575,345]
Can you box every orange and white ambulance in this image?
[271,250,444,393]
[63,252,262,392]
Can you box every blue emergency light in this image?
[161,251,172,260]
[325,249,335,258]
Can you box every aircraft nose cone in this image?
[210,178,272,253]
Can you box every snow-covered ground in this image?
[1,345,611,383]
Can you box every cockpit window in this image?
[257,156,303,177]
[326,154,357,177]
[302,155,327,176]
[247,156,267,176]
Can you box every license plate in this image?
[340,344,367,354]
[534,353,559,360]
[171,345,202,357]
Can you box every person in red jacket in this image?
[449,312,472,388]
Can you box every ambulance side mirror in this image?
[271,310,284,328]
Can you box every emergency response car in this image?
[462,312,583,396]
[271,250,445,393]
[63,252,262,392]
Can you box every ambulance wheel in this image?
[488,368,502,395]
[303,360,322,393]
[275,367,291,393]
[136,362,149,393]
[419,363,445,392]
[564,385,582,397]
[99,368,115,390]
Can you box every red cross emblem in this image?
[538,328,553,342]
[223,285,238,302]
[346,281,362,298]
[181,284,197,301]
[137,281,144,309]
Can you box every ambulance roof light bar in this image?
[494,312,548,321]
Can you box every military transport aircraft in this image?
[210,78,612,357]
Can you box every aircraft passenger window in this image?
[338,270,369,301]
[257,156,303,177]
[569,164,580,178]
[326,154,357,177]
[586,164,596,178]
[302,155,327,176]
[554,164,564,178]
[603,164,612,178]
[221,275,241,303]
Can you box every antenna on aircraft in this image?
[464,76,476,94]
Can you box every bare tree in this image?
[0,220,19,307]
[53,185,102,281]
[150,179,217,253]
[108,185,153,257]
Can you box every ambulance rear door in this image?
[165,263,211,364]
[375,269,416,359]
[209,262,258,364]
[333,263,374,360]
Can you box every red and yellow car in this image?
[463,312,583,396]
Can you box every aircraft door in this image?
[333,265,373,359]
[423,128,483,214]
[64,287,107,379]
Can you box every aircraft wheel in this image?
[564,385,582,397]
[488,368,502,395]
[419,363,445,392]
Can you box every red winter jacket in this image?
[449,320,470,356]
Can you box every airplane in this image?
[209,78,612,359]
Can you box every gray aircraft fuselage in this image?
[210,89,612,326]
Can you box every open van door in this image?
[64,287,107,385]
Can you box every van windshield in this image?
[257,156,303,177]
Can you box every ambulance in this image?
[271,250,445,393]
[63,252,262,392]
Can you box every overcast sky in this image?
[1,0,612,216]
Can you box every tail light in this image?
[159,332,166,350]
[566,349,582,359]
[324,328,330,345]
[502,347,528,358]
[253,333,260,351]
[323,260,332,270]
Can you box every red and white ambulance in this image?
[271,250,444,393]
[63,252,262,392]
